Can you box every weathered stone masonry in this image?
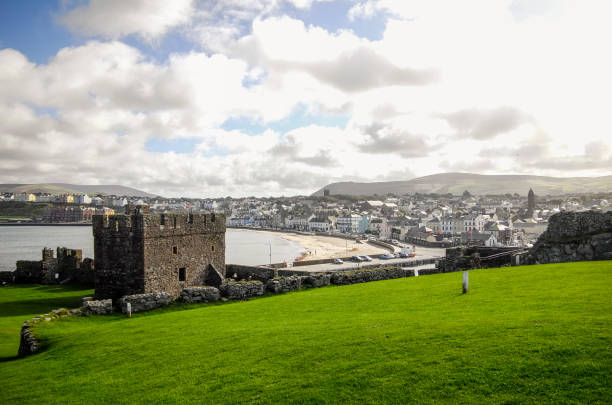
[526,211,612,264]
[93,206,226,300]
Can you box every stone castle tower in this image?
[93,205,226,300]
[527,188,536,216]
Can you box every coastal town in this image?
[2,188,610,249]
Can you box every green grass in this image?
[1,262,611,404]
[0,284,93,359]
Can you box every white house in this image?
[308,216,334,232]
[337,214,363,233]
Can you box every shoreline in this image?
[230,228,389,261]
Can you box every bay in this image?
[0,226,304,271]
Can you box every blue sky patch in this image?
[286,0,387,40]
[222,105,350,135]
[0,0,76,64]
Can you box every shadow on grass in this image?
[29,284,92,294]
[1,283,92,294]
[0,296,86,317]
[0,355,19,363]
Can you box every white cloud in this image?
[59,0,194,42]
[2,1,612,196]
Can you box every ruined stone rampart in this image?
[83,299,113,315]
[219,281,265,299]
[300,274,332,287]
[12,247,93,286]
[118,293,173,313]
[330,267,414,285]
[179,287,220,303]
[526,211,612,264]
[226,264,276,283]
[0,271,15,284]
[14,260,44,283]
[438,246,522,272]
[18,308,76,357]
[266,276,302,293]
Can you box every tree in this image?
[462,190,472,198]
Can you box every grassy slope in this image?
[1,263,611,404]
[0,285,93,359]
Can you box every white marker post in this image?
[462,271,469,294]
[126,302,132,318]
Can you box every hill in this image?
[312,172,612,196]
[0,183,158,198]
[1,262,611,404]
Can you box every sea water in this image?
[0,226,304,271]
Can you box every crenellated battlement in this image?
[93,212,225,238]
[143,212,225,236]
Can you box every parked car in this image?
[351,256,363,262]
[379,253,395,260]
[362,255,373,262]
[333,258,343,264]
[398,252,409,258]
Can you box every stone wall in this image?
[266,276,302,293]
[219,281,265,299]
[526,211,612,264]
[437,246,521,272]
[117,293,173,313]
[14,260,43,283]
[0,271,15,284]
[226,264,276,283]
[83,299,113,315]
[300,274,331,288]
[18,308,74,357]
[330,267,414,285]
[179,287,220,303]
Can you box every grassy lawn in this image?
[0,262,611,404]
[0,284,93,359]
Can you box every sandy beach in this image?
[250,230,390,261]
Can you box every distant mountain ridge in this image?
[312,173,612,196]
[0,183,158,198]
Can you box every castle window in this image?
[160,214,166,225]
[178,267,186,281]
[115,221,119,232]
[211,213,215,223]
[187,213,193,224]
[211,245,215,252]
[173,217,177,228]
[172,246,178,255]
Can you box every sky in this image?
[0,0,611,198]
